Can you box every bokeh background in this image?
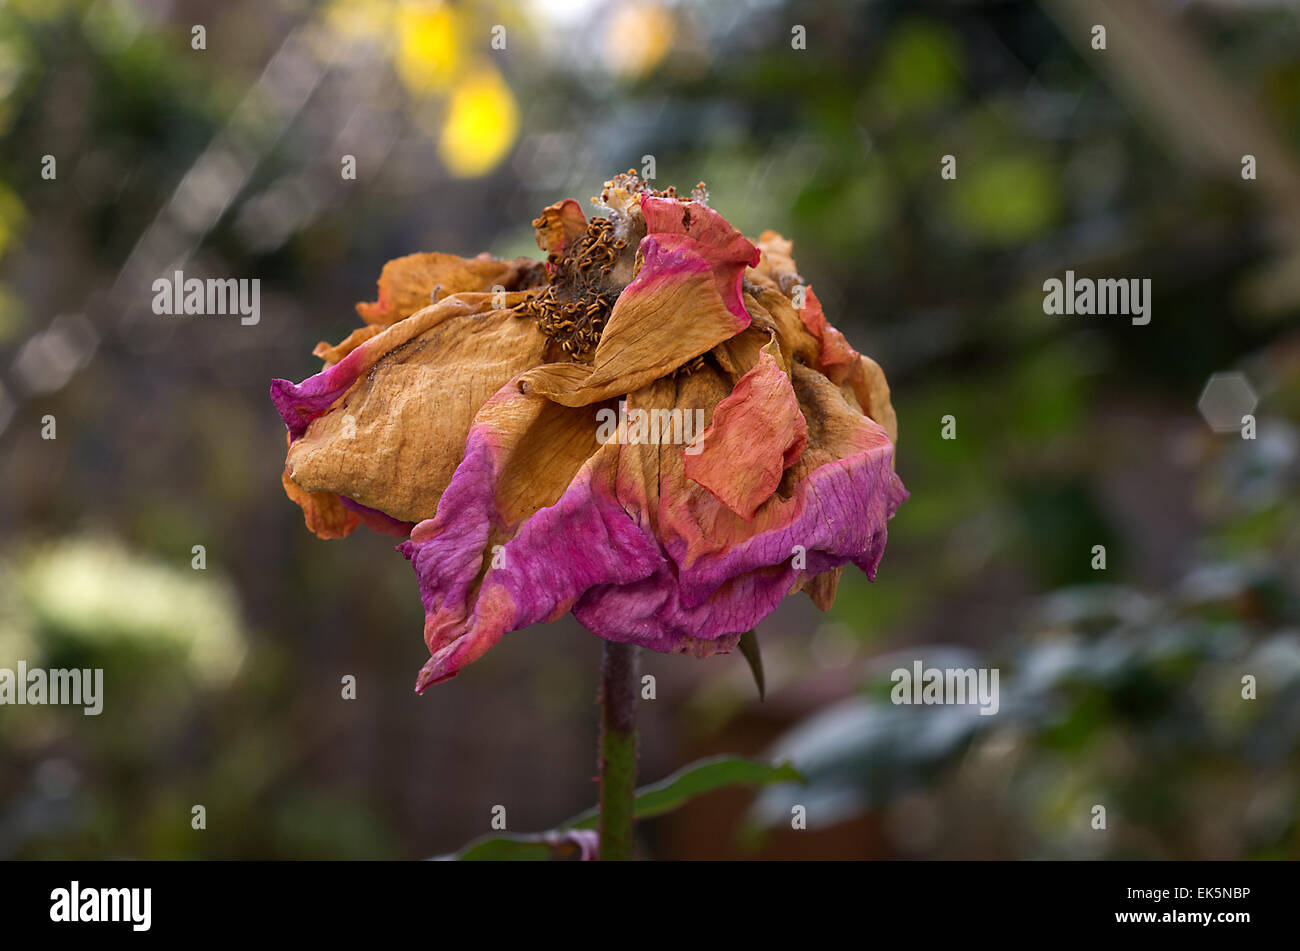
[1,0,1298,860]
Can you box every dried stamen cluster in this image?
[515,216,628,359]
[598,172,679,205]
[595,169,709,207]
[672,354,708,378]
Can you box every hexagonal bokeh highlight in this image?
[1197,372,1258,434]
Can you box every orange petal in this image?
[532,198,589,253]
[732,290,818,373]
[280,433,361,540]
[845,353,898,447]
[801,567,844,611]
[798,285,859,385]
[684,346,807,521]
[312,324,384,367]
[355,252,543,326]
[747,236,899,446]
[751,230,804,296]
[659,361,896,576]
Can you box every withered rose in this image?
[272,173,907,691]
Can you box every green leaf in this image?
[564,755,804,830]
[437,756,802,859]
[737,629,765,700]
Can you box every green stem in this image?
[598,640,639,861]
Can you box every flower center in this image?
[514,175,714,364]
[514,217,628,359]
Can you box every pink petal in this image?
[640,195,760,322]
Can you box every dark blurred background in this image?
[1,0,1297,859]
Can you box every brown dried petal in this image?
[355,252,543,326]
[286,300,549,523]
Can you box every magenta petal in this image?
[576,410,906,654]
[576,436,906,646]
[670,435,908,611]
[403,427,905,686]
[573,566,777,654]
[400,390,662,691]
[270,345,369,439]
[337,495,415,538]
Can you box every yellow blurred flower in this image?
[602,1,674,79]
[395,0,462,95]
[437,66,518,177]
[321,0,516,177]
